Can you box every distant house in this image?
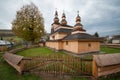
[0,29,14,37]
[112,38,120,44]
[112,35,120,44]
[46,11,101,54]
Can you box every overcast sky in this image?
[0,0,120,36]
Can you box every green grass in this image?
[16,47,66,57]
[0,50,90,80]
[0,53,41,80]
[1,46,120,80]
[71,77,88,80]
[101,46,120,54]
[16,47,51,57]
[98,72,120,80]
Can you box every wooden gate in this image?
[23,54,92,76]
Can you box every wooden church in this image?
[46,11,100,54]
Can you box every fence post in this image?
[92,59,98,79]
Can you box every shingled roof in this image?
[3,53,23,65]
[93,53,120,67]
[60,24,73,27]
[51,23,73,27]
[63,33,99,41]
[51,28,73,35]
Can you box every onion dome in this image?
[73,11,86,31]
[61,12,67,26]
[76,12,81,22]
[53,10,59,24]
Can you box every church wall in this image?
[63,41,78,53]
[46,41,63,50]
[50,33,67,40]
[58,41,63,50]
[46,41,100,54]
[78,42,100,53]
[46,41,58,50]
[56,33,67,40]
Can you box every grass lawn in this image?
[0,46,120,80]
[101,46,120,53]
[0,48,89,80]
[16,47,66,57]
[16,47,120,80]
[0,53,41,80]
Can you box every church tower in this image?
[60,12,67,26]
[73,11,86,32]
[51,10,60,33]
[53,10,59,24]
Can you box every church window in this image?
[88,43,91,47]
[52,36,55,39]
[66,41,68,45]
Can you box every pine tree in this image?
[94,32,99,37]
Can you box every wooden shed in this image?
[93,53,120,78]
[3,53,24,74]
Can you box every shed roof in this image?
[93,53,120,67]
[63,33,99,41]
[3,53,23,65]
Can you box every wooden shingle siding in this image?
[94,53,120,67]
[3,53,24,74]
[93,53,120,78]
[3,53,23,65]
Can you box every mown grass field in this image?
[101,46,120,53]
[0,46,120,80]
[16,47,66,57]
[16,47,57,56]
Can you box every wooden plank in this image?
[4,58,22,74]
[92,60,98,78]
[3,53,23,65]
[94,54,120,67]
[98,66,120,77]
[98,64,120,72]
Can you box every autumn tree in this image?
[12,3,44,43]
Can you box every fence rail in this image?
[23,55,93,76]
[3,46,93,76]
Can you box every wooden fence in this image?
[3,46,120,78]
[93,54,120,78]
[23,54,93,76]
[3,46,93,76]
[3,53,24,74]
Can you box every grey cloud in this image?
[0,0,120,36]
